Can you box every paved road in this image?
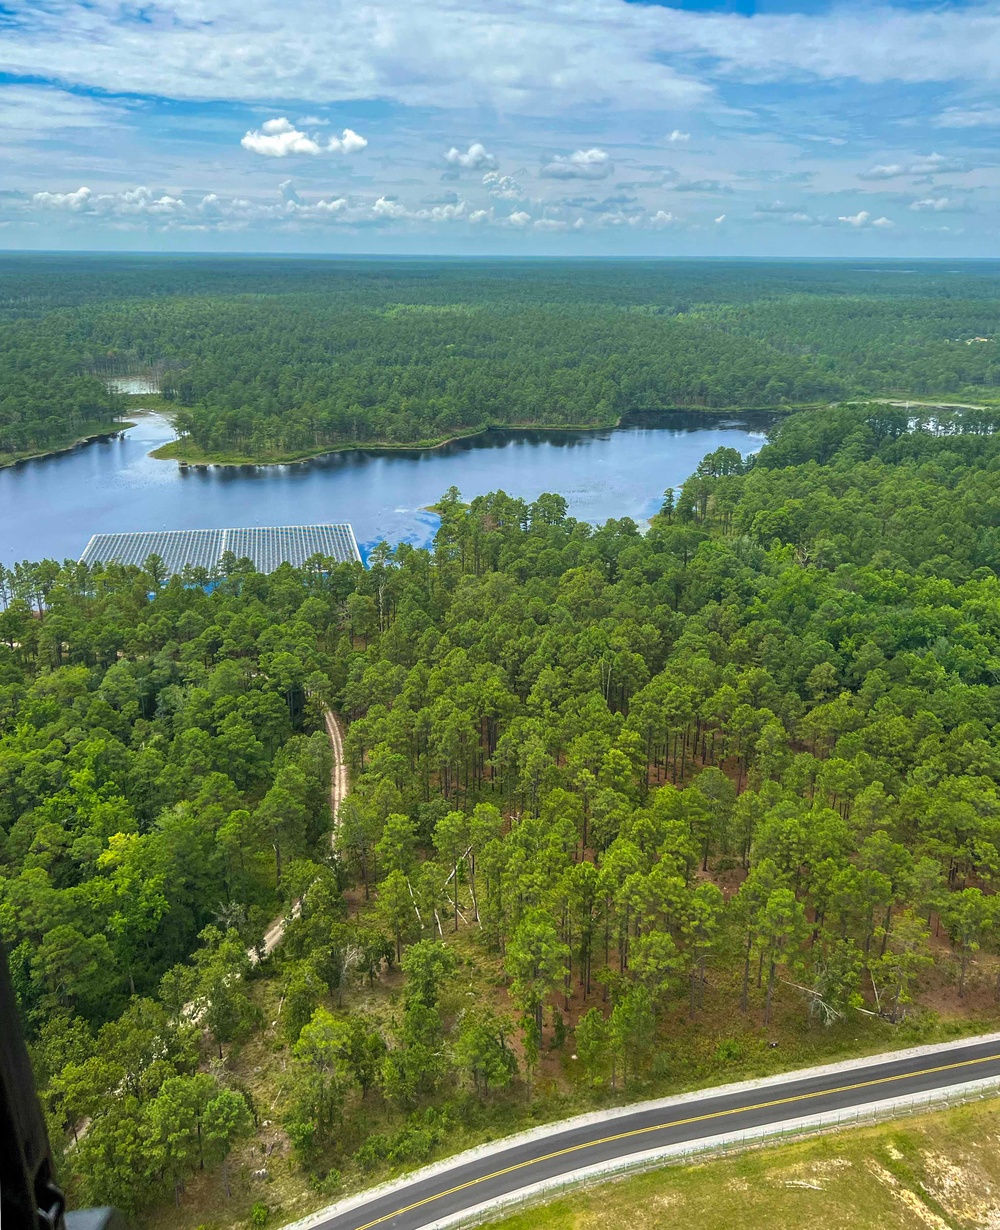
[313,1037,1000,1230]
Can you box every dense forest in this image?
[7,403,1000,1225]
[3,257,1000,463]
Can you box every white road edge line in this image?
[284,1031,1000,1230]
[411,1074,1000,1230]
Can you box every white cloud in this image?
[242,118,322,156]
[424,201,466,221]
[31,185,189,217]
[14,0,1000,126]
[22,182,489,232]
[715,213,726,223]
[373,195,408,219]
[444,142,497,170]
[241,118,365,157]
[482,171,523,200]
[533,217,568,231]
[837,210,894,228]
[752,205,815,224]
[541,148,613,180]
[649,209,677,227]
[667,130,690,143]
[0,84,124,136]
[329,128,367,154]
[0,0,711,114]
[32,186,92,211]
[910,197,958,212]
[935,105,1000,128]
[859,152,966,180]
[304,196,349,215]
[506,210,532,226]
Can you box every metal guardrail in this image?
[441,1078,1000,1230]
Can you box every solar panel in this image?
[79,524,362,576]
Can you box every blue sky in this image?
[0,0,998,254]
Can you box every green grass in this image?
[491,1096,1000,1230]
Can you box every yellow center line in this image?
[346,1050,1000,1230]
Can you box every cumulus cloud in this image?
[32,185,188,217]
[242,118,321,156]
[838,210,894,228]
[305,196,349,215]
[859,152,966,180]
[33,186,93,211]
[373,195,408,219]
[241,118,366,157]
[444,141,497,170]
[649,209,677,227]
[541,148,613,180]
[330,128,367,153]
[506,210,532,226]
[22,180,503,232]
[370,195,469,223]
[482,171,523,200]
[667,130,690,143]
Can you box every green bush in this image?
[715,1039,747,1065]
[310,1169,342,1197]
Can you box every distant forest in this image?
[3,256,1000,463]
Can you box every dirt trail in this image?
[68,709,348,1147]
[258,705,347,960]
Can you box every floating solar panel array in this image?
[79,524,361,576]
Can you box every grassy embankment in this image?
[491,1096,1000,1230]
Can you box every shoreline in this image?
[0,419,136,471]
[148,406,788,468]
[6,396,988,474]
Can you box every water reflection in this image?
[0,411,770,566]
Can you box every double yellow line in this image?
[346,1049,1000,1230]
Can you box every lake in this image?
[0,411,769,567]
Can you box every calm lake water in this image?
[0,411,768,567]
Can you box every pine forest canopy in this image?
[7,404,1000,1220]
[4,256,1000,463]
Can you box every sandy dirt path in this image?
[258,705,347,959]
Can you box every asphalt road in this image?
[314,1037,1000,1230]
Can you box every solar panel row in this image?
[79,524,362,576]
